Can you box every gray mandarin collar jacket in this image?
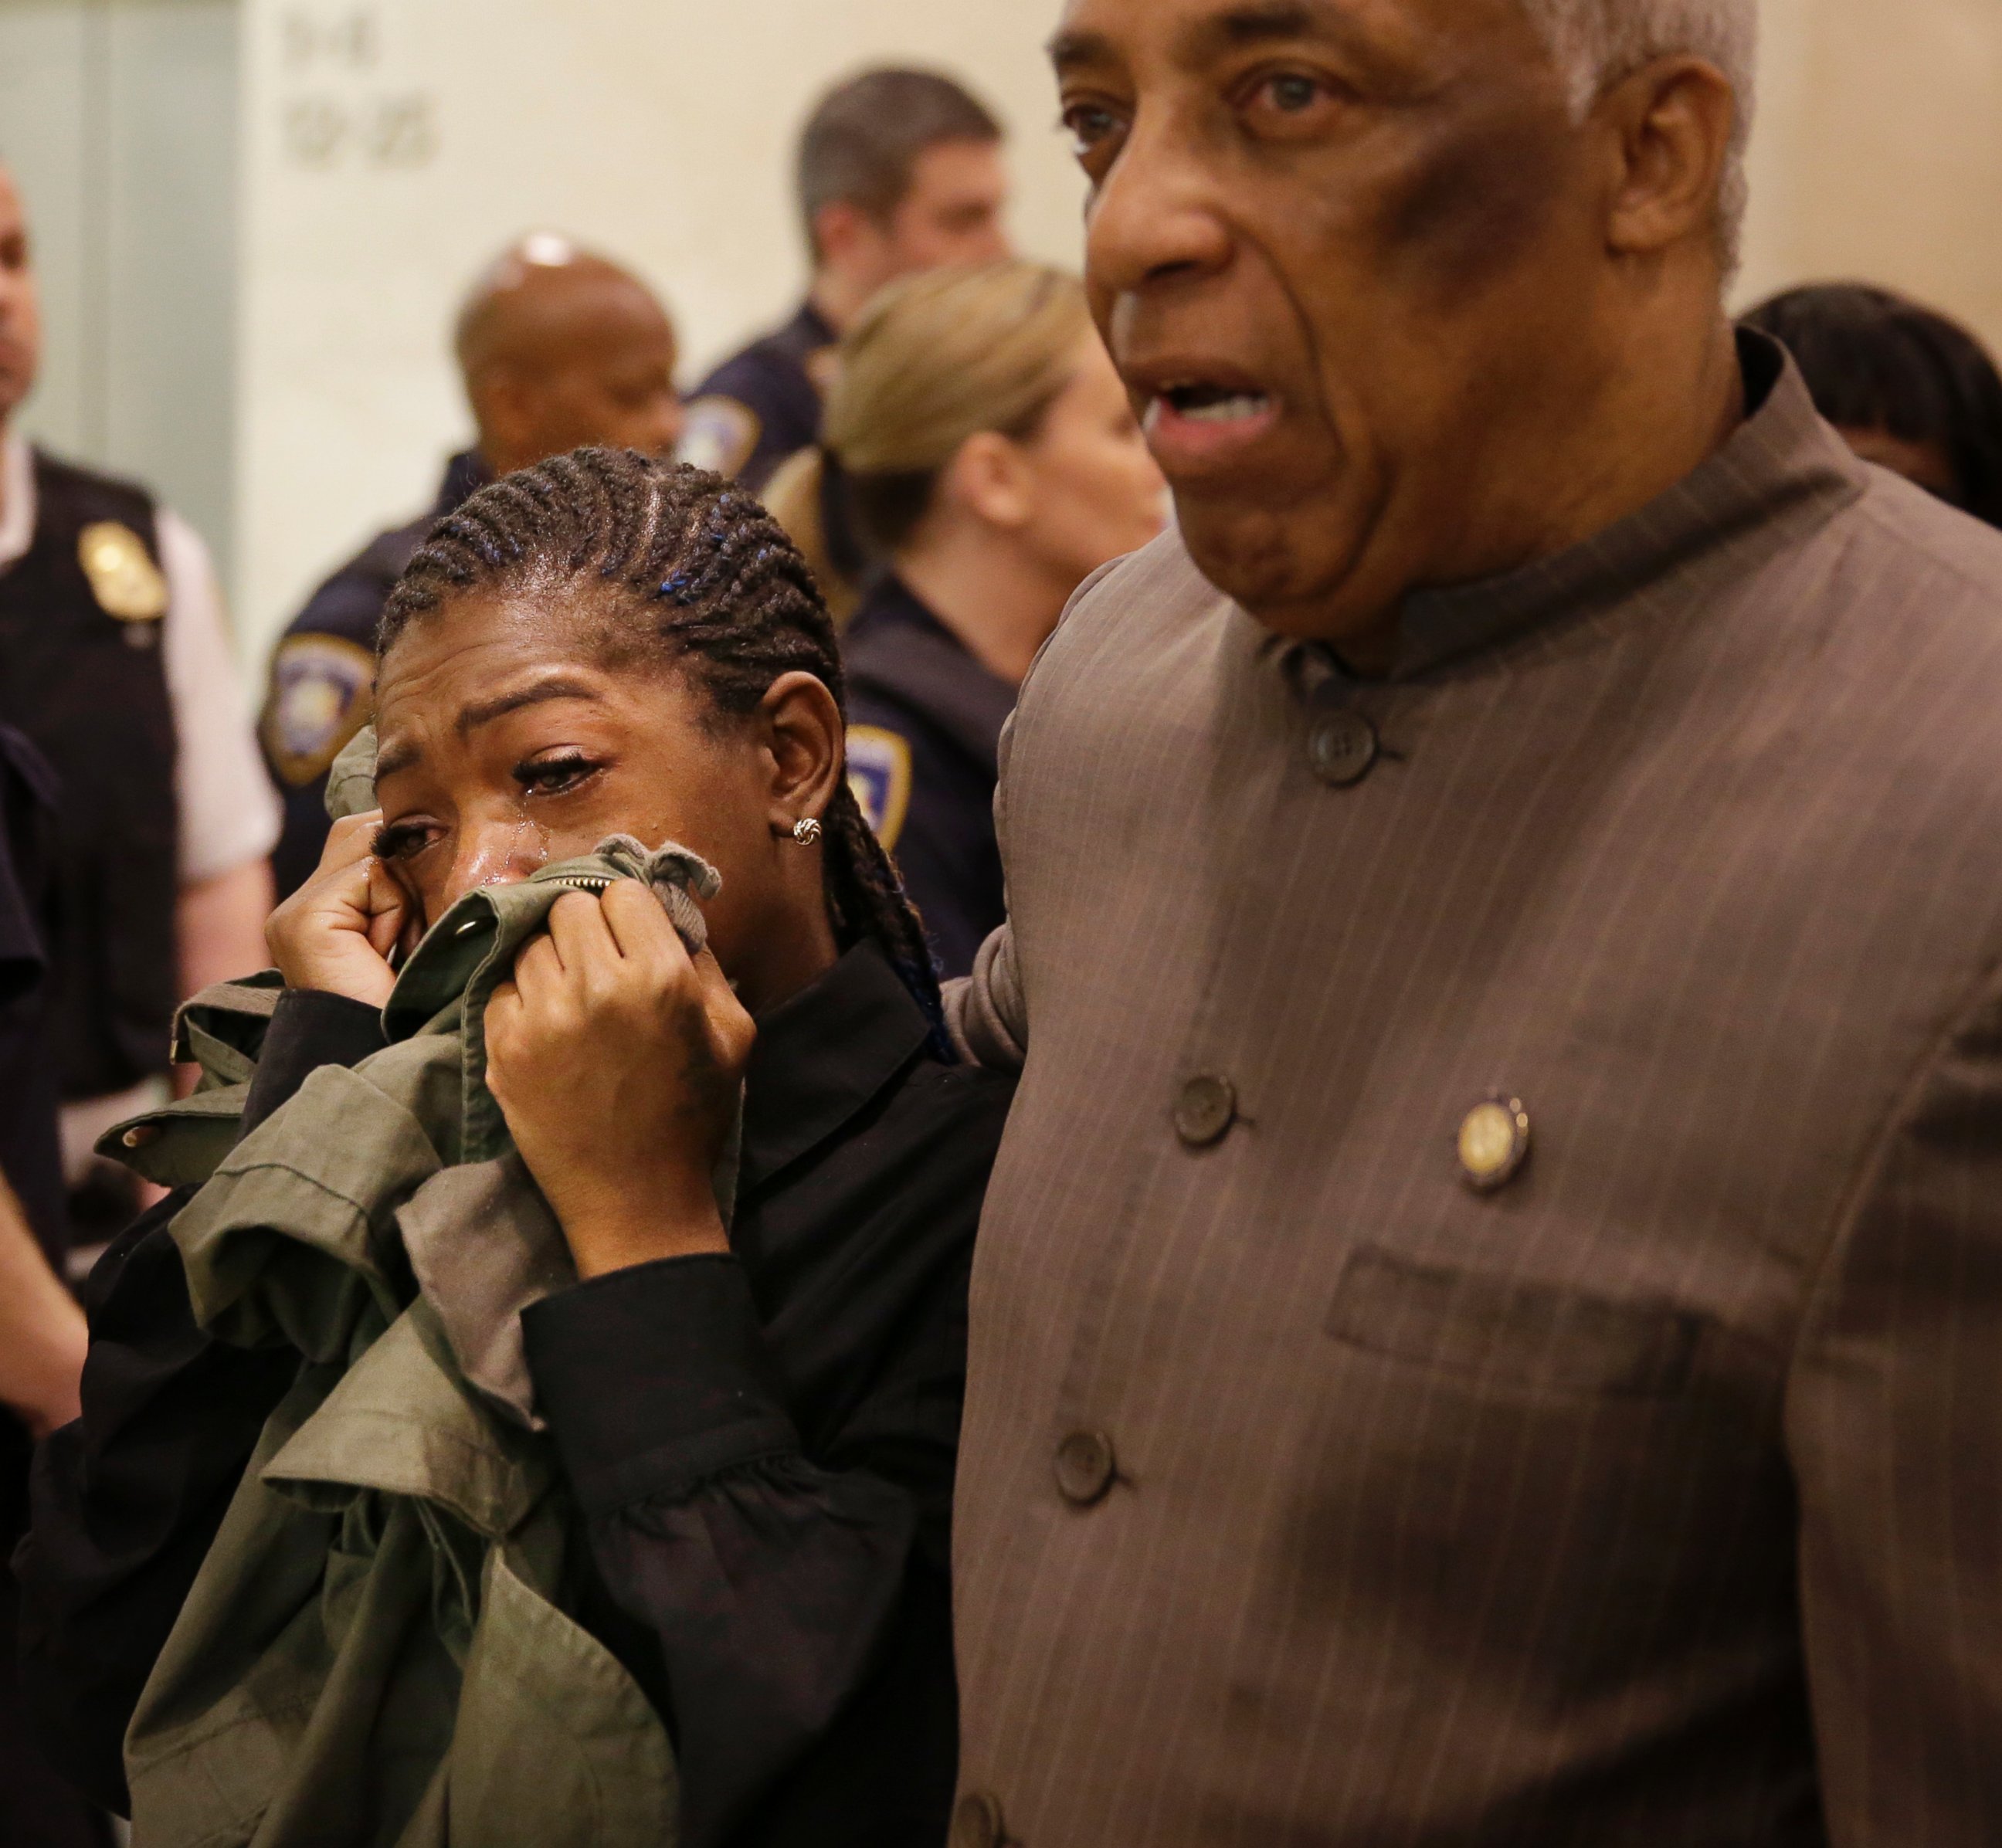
[947,333,2002,1846]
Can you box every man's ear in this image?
[758,670,846,832]
[813,200,874,273]
[942,430,1036,533]
[1600,55,1738,258]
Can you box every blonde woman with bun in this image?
[769,260,1165,975]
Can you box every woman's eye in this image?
[515,754,599,797]
[372,821,436,863]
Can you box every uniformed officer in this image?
[262,235,684,895]
[681,69,1012,615]
[0,162,278,1245]
[809,263,1162,977]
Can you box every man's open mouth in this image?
[1145,382,1276,432]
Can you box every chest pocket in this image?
[1325,1246,1706,1399]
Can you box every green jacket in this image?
[104,837,725,1848]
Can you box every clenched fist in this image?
[266,812,416,1009]
[485,881,755,1278]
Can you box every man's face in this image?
[505,286,684,473]
[1054,0,1603,642]
[879,139,1013,280]
[0,170,42,427]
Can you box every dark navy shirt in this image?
[843,580,1017,981]
[681,303,836,494]
[260,451,487,898]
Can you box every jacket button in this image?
[1054,1429,1118,1507]
[1458,1094,1532,1192]
[1308,709,1379,787]
[950,1792,1008,1848]
[1174,1074,1237,1149]
[121,1124,161,1150]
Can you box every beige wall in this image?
[1739,0,2002,344]
[234,0,1088,661]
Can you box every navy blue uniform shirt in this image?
[259,451,487,898]
[843,579,1017,981]
[680,303,836,494]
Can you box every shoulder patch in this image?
[79,520,168,623]
[262,633,376,788]
[847,724,913,853]
[678,395,764,480]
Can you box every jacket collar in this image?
[737,941,933,1196]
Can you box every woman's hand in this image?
[265,813,415,1009]
[485,883,755,1279]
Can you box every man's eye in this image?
[1061,103,1125,161]
[1269,74,1322,111]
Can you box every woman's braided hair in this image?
[377,446,945,1042]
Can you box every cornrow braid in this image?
[378,447,948,1047]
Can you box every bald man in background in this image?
[260,236,684,894]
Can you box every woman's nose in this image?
[441,815,550,908]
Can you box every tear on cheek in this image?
[464,818,552,892]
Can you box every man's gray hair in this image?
[1519,0,1759,268]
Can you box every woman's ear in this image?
[758,670,847,835]
[941,429,1037,534]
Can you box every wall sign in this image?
[278,7,436,171]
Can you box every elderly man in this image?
[945,1,2002,1844]
[260,236,684,895]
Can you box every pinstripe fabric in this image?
[948,341,2002,1846]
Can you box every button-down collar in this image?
[735,940,934,1197]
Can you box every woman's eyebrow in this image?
[375,738,420,779]
[454,676,604,737]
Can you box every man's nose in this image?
[441,816,549,909]
[1085,112,1233,299]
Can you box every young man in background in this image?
[680,67,1013,496]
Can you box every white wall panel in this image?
[0,0,238,581]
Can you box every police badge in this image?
[846,724,912,852]
[678,395,763,480]
[79,521,170,626]
[263,633,376,788]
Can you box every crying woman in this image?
[19,453,1016,1848]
